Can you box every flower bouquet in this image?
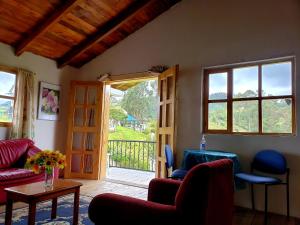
[25,150,66,187]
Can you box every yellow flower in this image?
[25,149,66,171]
[32,165,39,174]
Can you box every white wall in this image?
[80,0,300,217]
[0,43,80,151]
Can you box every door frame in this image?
[100,71,160,179]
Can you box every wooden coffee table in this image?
[4,179,82,225]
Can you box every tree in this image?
[121,80,158,121]
[109,106,127,121]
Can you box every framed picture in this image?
[37,82,61,121]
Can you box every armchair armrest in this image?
[148,178,182,205]
[89,193,177,225]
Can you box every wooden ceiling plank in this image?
[15,0,82,56]
[61,13,97,35]
[57,0,154,68]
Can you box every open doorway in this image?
[63,66,177,180]
[105,78,158,186]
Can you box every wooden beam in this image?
[15,0,81,56]
[57,0,154,68]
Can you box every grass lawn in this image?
[109,126,150,141]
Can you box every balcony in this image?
[107,140,156,186]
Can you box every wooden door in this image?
[156,65,178,178]
[65,81,109,179]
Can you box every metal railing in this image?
[108,140,156,172]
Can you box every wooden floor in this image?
[233,207,300,225]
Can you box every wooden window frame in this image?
[0,65,18,127]
[203,57,296,136]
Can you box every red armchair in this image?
[89,159,234,225]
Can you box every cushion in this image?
[253,150,287,174]
[235,173,281,184]
[0,139,34,169]
[0,168,36,181]
[171,169,188,179]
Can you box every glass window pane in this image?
[233,66,258,98]
[233,101,258,132]
[262,98,292,133]
[0,98,14,122]
[209,72,227,100]
[262,62,292,96]
[208,102,227,130]
[0,72,16,97]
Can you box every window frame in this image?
[203,57,296,135]
[0,65,18,127]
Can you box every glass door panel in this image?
[84,154,93,174]
[72,132,84,150]
[75,86,86,105]
[74,107,85,126]
[85,132,95,151]
[87,86,97,105]
[71,155,81,173]
[86,107,96,127]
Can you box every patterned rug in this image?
[0,195,93,225]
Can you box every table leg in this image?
[51,198,58,219]
[28,202,36,225]
[73,188,80,225]
[5,198,13,225]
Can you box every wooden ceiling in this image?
[0,0,180,68]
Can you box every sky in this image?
[111,88,124,101]
[209,62,292,98]
[111,88,124,96]
[0,71,16,96]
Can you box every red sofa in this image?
[0,139,45,204]
[89,159,234,225]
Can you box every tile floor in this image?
[78,179,148,199]
[106,167,155,186]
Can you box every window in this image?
[0,67,17,126]
[203,58,295,135]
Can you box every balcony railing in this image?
[108,140,156,172]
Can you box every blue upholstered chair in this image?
[165,145,188,180]
[235,150,290,225]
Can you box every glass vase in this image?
[44,167,54,187]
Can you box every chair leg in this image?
[251,184,255,211]
[264,185,268,225]
[286,183,290,218]
[165,165,169,178]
